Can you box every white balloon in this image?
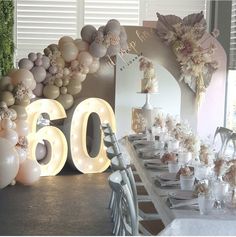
[0,129,18,146]
[15,119,29,136]
[15,146,27,164]
[1,118,13,130]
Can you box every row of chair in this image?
[101,123,165,236]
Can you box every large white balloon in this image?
[16,159,41,185]
[15,119,29,136]
[0,129,18,146]
[0,138,19,189]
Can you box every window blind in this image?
[84,0,140,28]
[229,0,236,70]
[140,0,207,21]
[16,0,78,61]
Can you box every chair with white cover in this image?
[213,127,233,158]
[221,132,236,160]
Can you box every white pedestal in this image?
[142,93,153,110]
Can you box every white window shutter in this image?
[229,0,236,70]
[140,0,206,21]
[84,0,140,28]
[16,0,78,61]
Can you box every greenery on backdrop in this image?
[0,0,14,77]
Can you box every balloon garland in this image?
[0,19,128,189]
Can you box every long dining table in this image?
[122,136,236,236]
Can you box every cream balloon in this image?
[16,159,41,185]
[15,95,31,106]
[74,39,89,53]
[1,118,13,130]
[0,76,11,90]
[0,138,19,189]
[15,146,27,164]
[0,129,18,146]
[15,119,29,136]
[55,56,65,68]
[9,108,17,120]
[61,42,78,62]
[56,93,74,110]
[0,91,15,106]
[10,105,27,120]
[10,69,35,88]
[77,51,93,66]
[89,59,100,73]
[67,79,82,95]
[58,36,74,49]
[72,72,86,82]
[43,85,60,99]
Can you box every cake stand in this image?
[137,92,157,110]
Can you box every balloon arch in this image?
[0,19,127,189]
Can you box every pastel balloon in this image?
[62,77,70,86]
[77,51,93,66]
[9,108,17,120]
[15,146,27,164]
[81,25,97,43]
[0,129,18,146]
[0,76,11,90]
[60,86,67,94]
[89,41,107,58]
[36,142,47,161]
[43,85,60,99]
[15,119,29,136]
[54,78,63,87]
[16,159,41,185]
[104,19,121,35]
[61,42,78,62]
[56,93,74,110]
[0,138,19,189]
[106,44,121,56]
[55,57,65,68]
[67,79,82,95]
[41,56,50,69]
[89,59,100,73]
[0,91,15,106]
[10,69,34,88]
[33,83,44,97]
[72,72,86,82]
[58,36,74,49]
[10,105,27,120]
[34,58,42,66]
[31,66,46,83]
[74,39,89,53]
[48,65,58,75]
[15,95,30,106]
[1,118,13,130]
[30,79,37,90]
[28,52,37,62]
[18,58,34,70]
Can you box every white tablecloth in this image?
[122,137,236,236]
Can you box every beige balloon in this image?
[67,79,82,95]
[55,56,65,68]
[10,69,34,88]
[58,36,74,49]
[16,159,41,185]
[15,95,31,106]
[0,138,19,189]
[0,76,11,90]
[56,93,74,110]
[43,85,60,99]
[61,42,79,62]
[10,105,27,120]
[0,91,15,106]
[72,72,86,82]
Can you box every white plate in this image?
[158,172,178,181]
[169,190,195,200]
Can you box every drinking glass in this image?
[198,193,214,215]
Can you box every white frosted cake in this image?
[139,57,158,93]
[141,68,158,93]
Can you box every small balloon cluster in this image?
[16,19,128,110]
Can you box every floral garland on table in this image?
[156,11,219,108]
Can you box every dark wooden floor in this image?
[0,170,113,236]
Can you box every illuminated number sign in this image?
[26,98,116,175]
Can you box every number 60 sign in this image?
[26,98,116,176]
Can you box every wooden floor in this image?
[0,170,113,236]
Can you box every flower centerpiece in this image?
[156,11,219,108]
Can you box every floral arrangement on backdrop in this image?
[156,11,219,108]
[0,19,128,189]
